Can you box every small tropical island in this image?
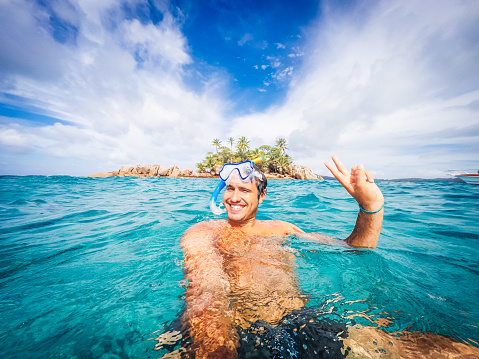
[89,137,322,180]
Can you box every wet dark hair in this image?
[252,164,267,199]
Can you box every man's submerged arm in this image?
[181,223,239,358]
[345,206,383,248]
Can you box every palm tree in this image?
[204,156,216,172]
[227,137,235,151]
[259,145,272,153]
[227,137,235,162]
[277,154,292,175]
[276,138,288,155]
[267,147,281,173]
[236,136,250,153]
[196,162,206,173]
[218,146,231,164]
[236,136,250,161]
[211,139,222,154]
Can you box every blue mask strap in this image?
[209,181,226,215]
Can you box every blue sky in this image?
[0,0,478,178]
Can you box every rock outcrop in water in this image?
[288,165,319,180]
[89,164,322,180]
[89,164,208,178]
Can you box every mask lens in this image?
[219,161,254,181]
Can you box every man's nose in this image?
[230,189,241,202]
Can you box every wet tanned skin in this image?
[215,223,307,328]
[180,222,307,358]
[219,176,309,327]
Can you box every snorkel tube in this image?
[209,157,264,215]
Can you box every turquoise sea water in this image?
[1,176,478,358]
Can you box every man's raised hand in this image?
[324,155,384,213]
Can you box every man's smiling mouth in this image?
[228,203,245,211]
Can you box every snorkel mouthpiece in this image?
[209,157,264,215]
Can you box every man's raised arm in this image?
[325,155,384,248]
[180,222,239,358]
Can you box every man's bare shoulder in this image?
[253,220,304,236]
[184,219,227,232]
[181,220,225,253]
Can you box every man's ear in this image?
[258,190,266,204]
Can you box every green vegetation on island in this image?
[196,137,293,175]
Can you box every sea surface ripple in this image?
[0,176,478,358]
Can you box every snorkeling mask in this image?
[209,157,264,215]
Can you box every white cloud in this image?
[272,66,293,81]
[238,33,253,46]
[258,40,268,50]
[0,0,228,175]
[288,46,303,58]
[230,0,479,178]
[0,0,71,81]
[120,15,191,69]
[0,126,33,154]
[49,0,81,27]
[266,56,281,68]
[275,43,285,49]
[261,65,269,70]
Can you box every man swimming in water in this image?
[171,155,381,357]
[162,155,478,358]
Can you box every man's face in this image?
[223,174,265,223]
